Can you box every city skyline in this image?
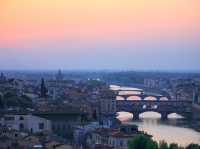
[0,0,200,71]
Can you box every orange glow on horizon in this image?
[0,0,200,47]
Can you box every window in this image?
[19,116,24,120]
[62,124,66,131]
[120,140,123,146]
[5,116,14,121]
[113,140,115,146]
[19,123,24,130]
[52,125,55,131]
[39,123,44,130]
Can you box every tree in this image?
[169,143,179,149]
[186,144,200,149]
[128,134,158,149]
[147,139,158,149]
[128,135,200,149]
[159,141,169,149]
[19,95,33,108]
[1,92,33,108]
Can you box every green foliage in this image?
[186,144,200,149]
[0,92,33,108]
[128,135,200,149]
[128,134,158,149]
[169,143,179,149]
[147,139,158,149]
[159,141,169,149]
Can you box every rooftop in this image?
[93,127,142,138]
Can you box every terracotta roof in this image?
[93,128,139,138]
[94,144,114,149]
[93,128,118,137]
[111,131,139,138]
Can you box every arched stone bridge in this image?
[117,93,168,101]
[116,100,192,120]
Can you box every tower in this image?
[40,78,48,98]
[56,69,64,82]
[193,87,200,104]
[0,73,6,82]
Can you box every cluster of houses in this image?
[0,111,148,149]
[0,72,151,149]
[0,114,51,134]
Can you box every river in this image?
[111,85,200,146]
[117,112,200,146]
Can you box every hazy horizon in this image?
[0,0,200,70]
[1,68,200,74]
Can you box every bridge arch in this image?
[133,110,168,120]
[134,111,186,120]
[116,100,192,120]
[160,97,169,101]
[116,111,185,121]
[167,113,184,119]
[116,96,125,101]
[116,111,133,121]
[127,96,142,101]
[144,96,157,101]
[139,111,161,119]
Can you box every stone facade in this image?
[88,125,146,149]
[0,114,51,133]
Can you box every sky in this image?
[0,0,200,71]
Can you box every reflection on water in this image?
[117,112,200,146]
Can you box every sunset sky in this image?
[0,0,200,70]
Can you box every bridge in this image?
[116,100,192,120]
[117,93,167,101]
[117,88,171,101]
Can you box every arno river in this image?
[117,112,200,146]
[111,85,200,146]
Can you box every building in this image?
[0,72,6,83]
[98,89,117,127]
[45,141,73,149]
[0,126,28,149]
[99,89,116,115]
[34,105,88,139]
[193,87,200,104]
[144,78,160,89]
[93,144,114,149]
[87,124,149,149]
[73,122,100,148]
[56,69,64,82]
[0,114,51,133]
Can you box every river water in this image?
[111,85,200,146]
[117,112,200,146]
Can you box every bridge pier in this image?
[161,112,168,120]
[133,112,140,120]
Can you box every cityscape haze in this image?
[0,1,200,149]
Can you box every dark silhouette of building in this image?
[56,69,64,82]
[0,72,6,82]
[40,78,48,98]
